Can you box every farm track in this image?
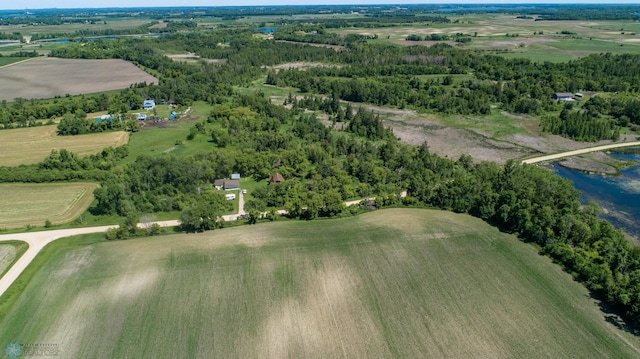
[522,141,640,164]
[0,192,399,298]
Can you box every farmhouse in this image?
[143,99,156,109]
[552,93,574,102]
[214,178,240,190]
[269,173,285,184]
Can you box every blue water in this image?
[554,154,640,239]
[256,27,278,34]
[0,41,18,45]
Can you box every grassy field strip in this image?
[0,182,99,228]
[0,57,33,69]
[0,242,28,279]
[0,126,128,166]
[0,246,17,276]
[1,209,637,358]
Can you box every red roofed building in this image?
[269,173,284,184]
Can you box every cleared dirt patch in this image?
[166,53,226,64]
[0,126,128,166]
[0,182,99,228]
[267,61,342,72]
[353,103,535,163]
[0,57,158,102]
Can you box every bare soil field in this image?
[0,182,99,228]
[0,57,158,102]
[267,61,342,72]
[0,126,128,166]
[1,209,638,358]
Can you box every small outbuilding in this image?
[225,193,236,201]
[137,113,147,121]
[214,179,226,190]
[552,93,574,102]
[231,173,241,180]
[269,173,285,184]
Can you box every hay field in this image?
[0,126,128,166]
[0,245,17,277]
[1,209,638,358]
[0,57,158,102]
[0,182,99,228]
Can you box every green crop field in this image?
[0,126,128,167]
[1,209,638,358]
[0,182,99,228]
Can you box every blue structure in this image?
[143,100,156,110]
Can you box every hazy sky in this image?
[2,1,639,11]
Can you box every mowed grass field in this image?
[0,57,158,102]
[1,209,638,358]
[0,126,128,166]
[0,182,99,228]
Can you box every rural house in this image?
[269,173,285,184]
[214,178,240,190]
[552,93,574,102]
[143,99,156,109]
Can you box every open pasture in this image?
[336,14,640,61]
[0,126,128,166]
[0,182,98,228]
[0,57,158,102]
[1,209,638,358]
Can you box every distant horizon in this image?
[2,1,640,12]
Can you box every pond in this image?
[554,153,640,240]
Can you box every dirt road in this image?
[0,225,117,297]
[521,141,640,164]
[0,190,405,298]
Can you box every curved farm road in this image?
[522,141,640,164]
[0,225,117,297]
[0,190,404,298]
